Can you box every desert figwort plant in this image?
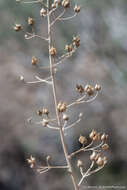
[14,0,109,189]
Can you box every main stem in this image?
[47,1,78,190]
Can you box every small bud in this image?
[42,119,49,127]
[49,46,56,56]
[95,84,101,91]
[96,157,104,167]
[14,24,22,32]
[76,84,84,94]
[77,160,83,168]
[40,8,47,17]
[90,151,97,161]
[32,56,38,65]
[36,109,42,116]
[65,44,72,52]
[73,36,80,47]
[79,135,87,145]
[102,144,109,150]
[63,114,69,121]
[43,108,49,115]
[84,84,94,96]
[62,0,70,8]
[28,17,34,25]
[57,101,67,112]
[92,133,100,141]
[74,5,80,13]
[89,129,96,140]
[101,133,108,142]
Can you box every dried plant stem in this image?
[47,1,78,189]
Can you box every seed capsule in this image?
[89,129,96,140]
[42,119,49,127]
[65,44,73,52]
[102,144,109,150]
[79,135,87,145]
[49,46,56,56]
[77,160,83,168]
[40,8,47,17]
[14,24,22,31]
[74,5,80,13]
[63,114,69,121]
[73,36,80,47]
[28,17,34,25]
[101,133,108,142]
[62,0,70,8]
[32,56,38,65]
[95,84,101,91]
[90,151,97,161]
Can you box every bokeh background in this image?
[0,0,127,189]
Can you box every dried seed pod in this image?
[40,8,47,17]
[52,3,57,8]
[32,56,38,65]
[54,0,61,5]
[43,108,49,115]
[49,46,56,56]
[14,24,22,31]
[77,160,83,168]
[28,17,34,25]
[96,157,104,167]
[79,135,87,145]
[57,101,67,112]
[74,5,80,13]
[103,156,107,164]
[62,0,70,8]
[42,119,49,127]
[90,151,97,161]
[76,84,84,94]
[95,84,101,91]
[84,84,94,96]
[46,155,51,162]
[101,133,108,142]
[89,129,96,140]
[65,44,73,52]
[36,109,42,116]
[102,144,109,150]
[73,36,80,47]
[63,114,69,121]
[92,133,100,141]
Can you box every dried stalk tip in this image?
[77,160,83,168]
[95,84,101,91]
[40,8,47,17]
[73,36,80,47]
[102,144,109,150]
[42,119,49,127]
[43,108,49,115]
[65,44,73,52]
[57,101,67,112]
[36,109,42,116]
[101,133,108,142]
[62,0,70,8]
[63,114,69,121]
[84,84,94,96]
[32,56,38,65]
[74,5,81,13]
[28,17,34,25]
[27,155,36,168]
[14,24,22,32]
[76,84,84,94]
[49,46,56,56]
[79,135,87,145]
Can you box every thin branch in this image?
[26,76,52,85]
[25,32,48,41]
[39,165,69,169]
[50,9,66,27]
[59,13,77,21]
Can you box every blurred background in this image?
[0,0,127,189]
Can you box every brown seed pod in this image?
[95,84,101,91]
[84,84,94,96]
[62,0,70,8]
[77,160,83,168]
[63,114,69,121]
[76,84,84,94]
[52,3,57,8]
[40,8,47,17]
[101,133,108,142]
[32,56,38,65]
[92,133,100,141]
[96,157,104,167]
[65,44,73,52]
[49,46,56,56]
[43,108,49,115]
[102,144,109,150]
[89,129,96,140]
[28,17,34,25]
[14,24,22,32]
[36,109,42,116]
[79,135,87,145]
[57,101,67,112]
[42,119,49,127]
[73,36,80,47]
[74,5,80,13]
[90,151,97,161]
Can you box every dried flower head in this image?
[89,129,96,140]
[36,109,43,116]
[42,119,49,127]
[14,24,22,32]
[90,151,97,161]
[102,144,109,150]
[49,46,56,56]
[32,56,38,65]
[73,36,80,47]
[43,108,49,115]
[40,8,47,17]
[77,160,83,168]
[27,155,36,168]
[28,17,34,25]
[95,84,101,92]
[92,133,100,141]
[79,135,87,145]
[101,133,108,142]
[62,0,70,8]
[76,84,84,94]
[74,5,80,13]
[65,44,73,52]
[63,114,69,121]
[84,84,94,96]
[57,101,67,112]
